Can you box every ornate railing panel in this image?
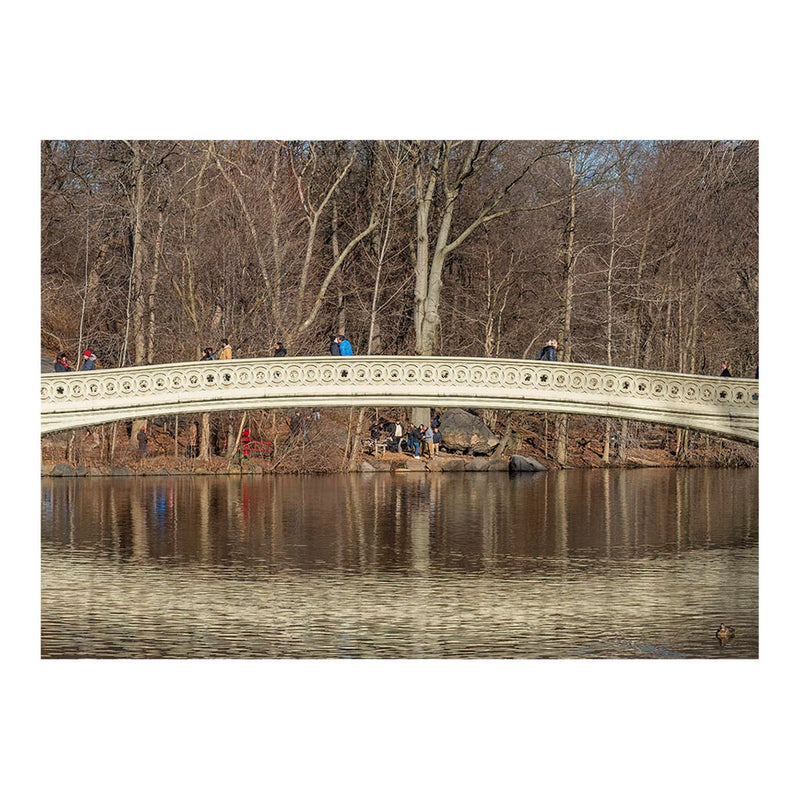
[41,357,759,442]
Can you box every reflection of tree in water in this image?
[40,468,757,571]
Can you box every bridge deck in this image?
[40,356,759,443]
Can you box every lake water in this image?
[41,468,758,658]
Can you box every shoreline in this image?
[41,453,755,478]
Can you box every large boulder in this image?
[508,455,548,473]
[50,463,76,477]
[439,409,499,455]
[396,459,428,472]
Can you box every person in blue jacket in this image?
[338,335,353,356]
[81,349,97,370]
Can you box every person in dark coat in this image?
[289,411,300,436]
[329,335,341,356]
[432,426,443,456]
[536,339,558,361]
[720,362,731,377]
[406,425,422,459]
[200,347,216,361]
[273,342,287,357]
[137,426,148,459]
[54,353,72,372]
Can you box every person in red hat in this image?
[81,349,97,370]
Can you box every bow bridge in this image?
[40,356,759,443]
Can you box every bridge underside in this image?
[41,358,759,444]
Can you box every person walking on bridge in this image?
[54,353,72,372]
[81,349,97,370]
[720,361,731,377]
[536,339,558,361]
[338,335,353,356]
[219,339,233,360]
[273,341,287,357]
[329,335,341,356]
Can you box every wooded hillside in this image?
[41,140,758,373]
[41,140,758,468]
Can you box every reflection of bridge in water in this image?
[41,356,759,443]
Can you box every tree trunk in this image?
[602,419,612,464]
[493,411,515,458]
[146,202,166,364]
[199,412,211,461]
[556,150,578,467]
[130,140,148,367]
[619,419,628,464]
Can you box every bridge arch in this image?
[41,356,759,444]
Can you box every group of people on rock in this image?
[368,414,443,460]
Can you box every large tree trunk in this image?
[130,140,148,367]
[146,202,166,363]
[128,141,151,450]
[556,150,578,467]
[199,412,211,461]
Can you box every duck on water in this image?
[716,624,735,644]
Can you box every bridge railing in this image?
[41,356,759,442]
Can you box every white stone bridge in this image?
[40,356,759,444]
